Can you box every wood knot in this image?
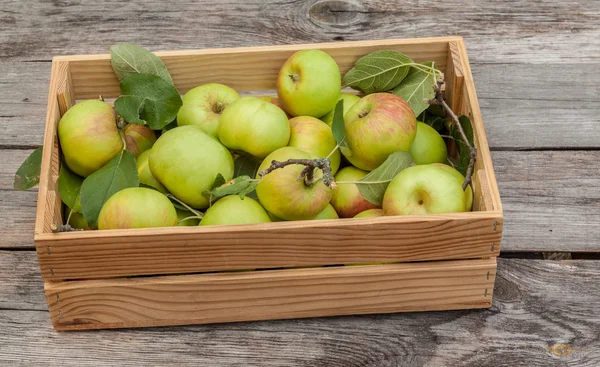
[309,0,368,27]
[547,343,573,357]
[492,275,522,303]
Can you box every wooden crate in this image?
[34,36,503,331]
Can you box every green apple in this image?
[98,187,178,229]
[343,93,416,171]
[177,83,240,139]
[200,195,271,226]
[136,150,168,194]
[409,122,448,165]
[256,147,333,221]
[353,209,383,218]
[258,96,291,117]
[218,96,290,158]
[331,166,380,218]
[123,124,157,157]
[432,163,474,211]
[320,93,361,126]
[382,164,466,215]
[276,49,341,117]
[288,116,341,174]
[150,125,234,209]
[68,212,89,230]
[176,209,200,226]
[58,100,122,177]
[312,204,339,220]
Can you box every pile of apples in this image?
[58,49,472,230]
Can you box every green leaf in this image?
[450,115,475,176]
[233,154,262,179]
[161,119,178,132]
[210,173,227,190]
[427,103,446,117]
[14,147,43,190]
[114,73,183,130]
[58,165,83,211]
[80,151,139,229]
[110,44,173,85]
[342,50,413,94]
[393,62,438,117]
[355,152,414,205]
[202,175,258,204]
[426,116,445,133]
[330,99,348,147]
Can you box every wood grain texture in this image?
[45,258,496,330]
[0,0,598,63]
[0,250,46,311]
[36,212,501,280]
[0,258,598,365]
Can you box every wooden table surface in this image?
[1,0,599,365]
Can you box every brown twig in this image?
[51,223,84,233]
[426,82,477,190]
[258,158,337,189]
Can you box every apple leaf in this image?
[342,50,413,94]
[331,99,346,146]
[110,44,173,85]
[451,115,475,176]
[114,73,182,130]
[58,165,84,211]
[393,62,438,117]
[355,152,414,206]
[80,150,139,229]
[234,154,262,179]
[14,147,43,190]
[210,173,227,190]
[202,175,258,205]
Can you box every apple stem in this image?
[426,83,477,191]
[257,158,337,189]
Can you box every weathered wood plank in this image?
[494,150,600,252]
[1,61,599,149]
[0,0,598,63]
[0,258,598,365]
[0,250,45,311]
[1,150,598,252]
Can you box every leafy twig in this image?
[258,158,336,189]
[427,82,477,190]
[166,194,204,218]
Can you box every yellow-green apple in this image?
[288,116,341,174]
[218,96,290,158]
[258,96,291,117]
[320,93,361,126]
[150,125,234,209]
[256,147,333,220]
[353,208,384,218]
[177,83,240,139]
[331,166,380,218]
[200,195,271,226]
[432,163,473,211]
[383,164,466,215]
[343,93,416,171]
[176,209,200,226]
[123,124,157,157]
[136,150,167,193]
[311,204,339,220]
[409,122,448,165]
[98,187,178,229]
[276,49,341,117]
[68,212,89,230]
[58,100,122,177]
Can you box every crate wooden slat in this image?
[33,36,503,330]
[45,258,497,331]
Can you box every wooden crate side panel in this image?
[65,37,455,100]
[35,61,71,235]
[45,258,496,331]
[444,41,465,113]
[36,212,502,281]
[456,40,502,213]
